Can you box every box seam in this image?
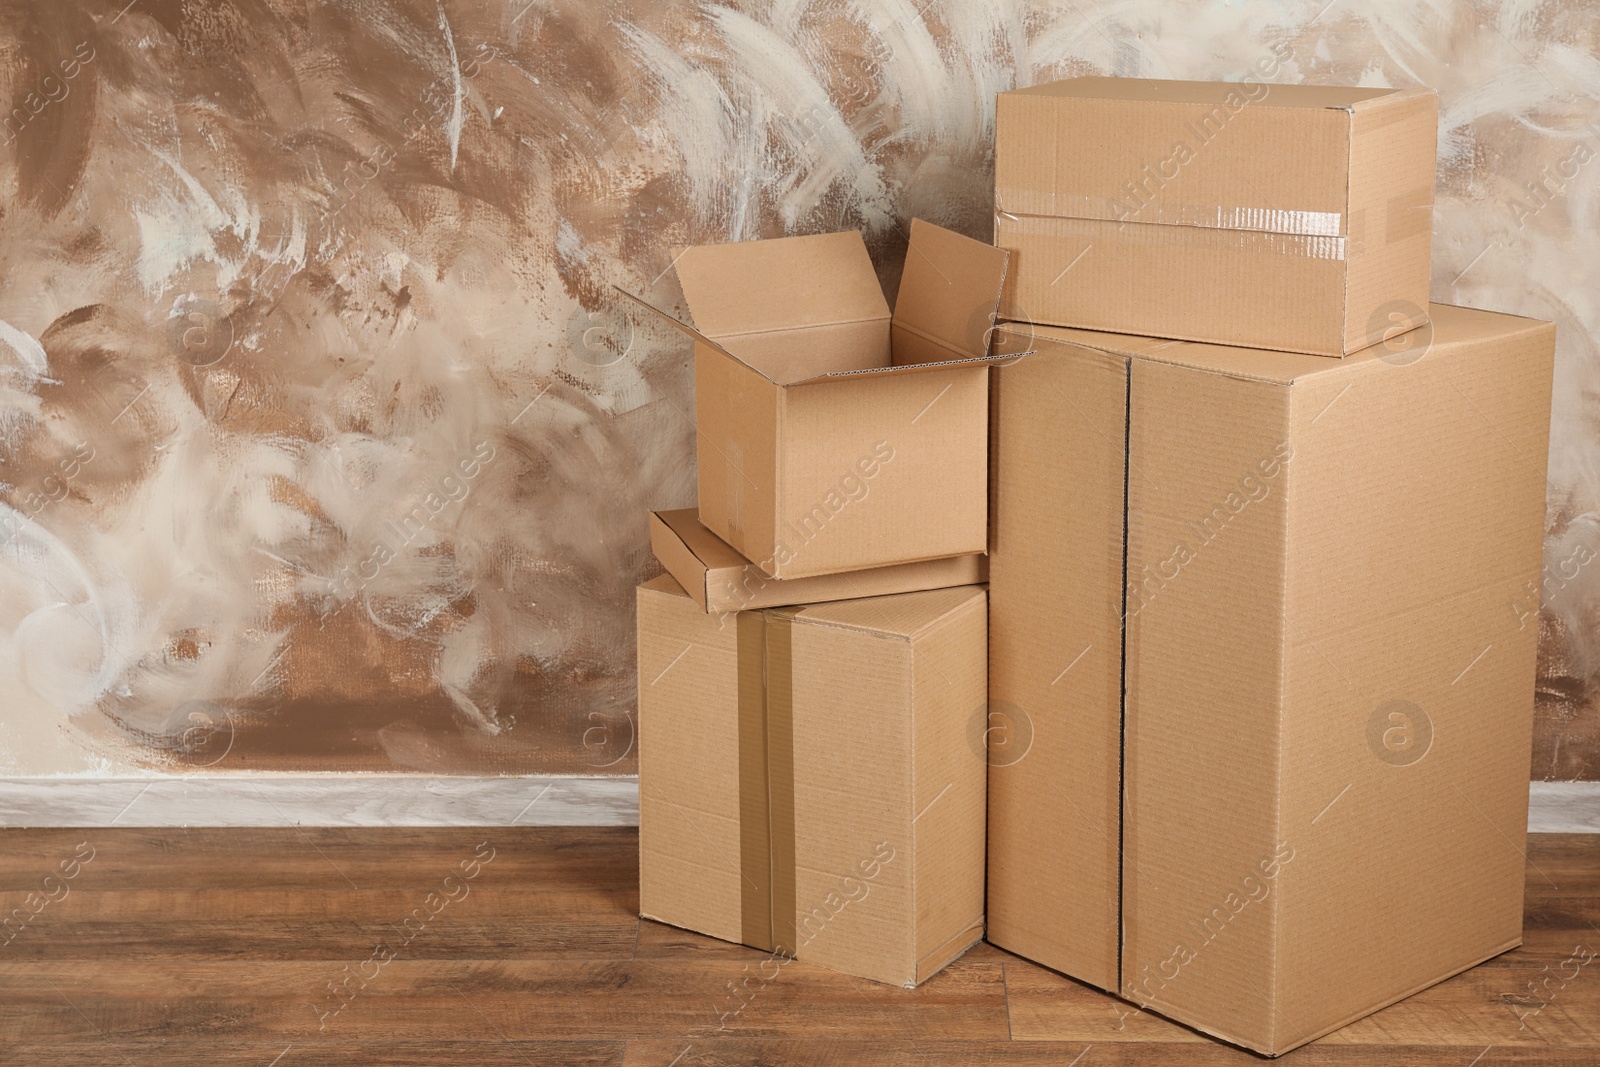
[1340,108,1354,352]
[909,608,918,984]
[772,386,786,577]
[1116,352,1132,997]
[995,207,1349,243]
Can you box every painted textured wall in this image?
[0,0,1595,778]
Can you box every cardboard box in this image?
[986,304,1554,1054]
[994,77,1438,356]
[637,574,988,987]
[649,508,988,614]
[624,220,1016,579]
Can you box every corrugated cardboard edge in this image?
[1340,84,1438,115]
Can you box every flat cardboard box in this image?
[994,77,1438,356]
[637,574,988,987]
[623,220,1017,579]
[649,508,987,614]
[986,304,1554,1055]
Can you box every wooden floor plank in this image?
[1,888,639,960]
[617,1043,1600,1067]
[621,1039,1600,1066]
[0,826,1591,1064]
[1,1041,624,1066]
[0,958,1009,1044]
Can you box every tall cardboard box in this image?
[625,220,1015,579]
[649,508,987,615]
[994,77,1438,356]
[986,304,1555,1054]
[637,574,988,987]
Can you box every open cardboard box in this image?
[622,219,1021,580]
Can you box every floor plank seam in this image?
[1001,959,1014,1041]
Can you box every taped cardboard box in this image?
[649,508,988,615]
[623,220,1016,580]
[986,304,1554,1055]
[636,574,987,987]
[994,77,1438,356]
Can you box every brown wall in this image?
[0,0,1594,778]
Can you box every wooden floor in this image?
[0,829,1595,1065]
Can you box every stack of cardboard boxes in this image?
[634,76,1558,1055]
[630,219,1015,988]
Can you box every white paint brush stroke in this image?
[437,0,465,171]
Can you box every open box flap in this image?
[892,219,1013,363]
[671,230,891,341]
[619,284,1029,386]
[613,284,777,377]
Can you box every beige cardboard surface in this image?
[636,574,764,948]
[990,303,1555,1055]
[636,576,988,987]
[649,509,986,614]
[623,221,1018,578]
[786,585,988,987]
[985,334,1126,992]
[994,77,1437,355]
[695,339,780,573]
[893,218,1013,365]
[908,591,991,982]
[673,230,891,345]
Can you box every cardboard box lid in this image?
[995,77,1436,237]
[997,303,1552,385]
[618,220,1022,387]
[1008,77,1401,110]
[789,582,984,639]
[650,508,759,599]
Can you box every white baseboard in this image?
[0,775,639,828]
[0,777,1593,831]
[1529,781,1600,833]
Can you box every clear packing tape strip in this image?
[997,191,1346,236]
[995,209,1348,262]
[995,184,1431,262]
